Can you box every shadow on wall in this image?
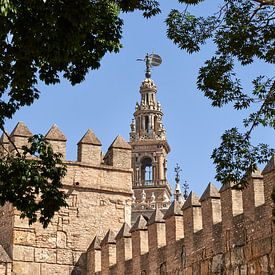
[71,252,87,275]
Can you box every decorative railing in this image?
[133,180,168,187]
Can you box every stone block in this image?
[13,245,34,262]
[36,233,57,248]
[13,261,40,275]
[13,228,35,246]
[41,263,70,275]
[35,248,57,263]
[56,231,67,248]
[57,249,73,265]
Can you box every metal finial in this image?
[174,163,182,184]
[145,54,151,78]
[137,53,162,78]
[183,180,189,200]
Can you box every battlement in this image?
[0,122,133,274]
[87,156,275,274]
[0,122,132,171]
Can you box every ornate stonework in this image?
[130,77,172,223]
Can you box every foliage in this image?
[0,135,67,228]
[0,0,274,226]
[166,0,275,188]
[0,0,160,227]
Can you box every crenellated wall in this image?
[0,122,133,275]
[88,154,275,274]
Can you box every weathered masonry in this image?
[0,72,274,274]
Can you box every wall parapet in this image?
[87,154,275,274]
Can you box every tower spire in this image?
[130,55,172,223]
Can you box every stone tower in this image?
[130,72,172,223]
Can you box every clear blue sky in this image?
[4,1,274,196]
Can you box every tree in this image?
[0,0,160,227]
[166,0,274,187]
[0,0,274,227]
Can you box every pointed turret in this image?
[101,230,116,274]
[262,153,275,174]
[103,135,131,168]
[115,223,132,274]
[110,135,131,150]
[182,191,201,210]
[77,129,102,165]
[10,121,32,137]
[45,124,66,141]
[87,236,101,251]
[10,122,32,153]
[163,200,184,220]
[115,222,131,240]
[45,124,66,158]
[87,236,101,274]
[130,214,149,274]
[78,129,101,146]
[147,208,165,225]
[0,131,10,156]
[200,183,220,202]
[101,229,116,246]
[130,215,148,233]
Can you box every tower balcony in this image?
[133,179,170,189]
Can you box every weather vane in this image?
[137,53,162,78]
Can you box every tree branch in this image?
[245,81,275,139]
[252,0,275,6]
[0,127,21,155]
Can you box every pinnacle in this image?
[78,129,101,146]
[140,78,156,91]
[219,182,234,192]
[130,215,148,233]
[200,183,220,202]
[10,122,32,137]
[250,167,262,178]
[0,131,9,143]
[115,222,131,240]
[87,236,101,251]
[147,208,165,225]
[45,124,66,141]
[101,229,116,246]
[163,200,183,219]
[182,191,201,210]
[262,154,275,174]
[110,135,131,150]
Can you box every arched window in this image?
[141,157,153,182]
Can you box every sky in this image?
[4,1,275,197]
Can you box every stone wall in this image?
[89,154,275,274]
[0,123,133,275]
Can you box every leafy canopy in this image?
[166,0,274,186]
[0,0,274,226]
[0,0,160,227]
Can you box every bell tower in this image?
[130,54,172,222]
